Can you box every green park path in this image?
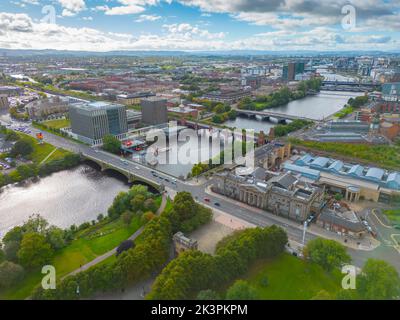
[64,192,168,278]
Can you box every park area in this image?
[0,192,164,300]
[0,214,144,299]
[224,253,342,300]
[42,118,70,130]
[15,131,70,164]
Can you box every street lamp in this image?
[302,220,308,248]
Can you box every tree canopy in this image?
[303,238,351,272]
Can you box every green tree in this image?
[357,259,400,300]
[303,238,351,271]
[131,194,146,211]
[0,249,5,263]
[144,198,156,212]
[226,280,257,300]
[17,233,54,268]
[102,134,121,154]
[10,138,34,158]
[46,226,66,250]
[3,241,20,262]
[16,164,38,180]
[197,289,220,300]
[0,261,25,288]
[122,211,133,225]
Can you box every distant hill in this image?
[0,48,399,58]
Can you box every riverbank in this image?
[0,185,162,300]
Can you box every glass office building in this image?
[69,101,128,145]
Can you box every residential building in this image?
[141,97,168,125]
[25,96,71,120]
[69,101,128,145]
[382,82,400,101]
[202,89,252,104]
[116,91,155,106]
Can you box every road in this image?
[2,118,399,272]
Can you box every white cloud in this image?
[135,14,162,22]
[104,5,145,15]
[101,0,162,16]
[162,23,226,39]
[21,0,40,5]
[58,0,86,17]
[0,11,398,52]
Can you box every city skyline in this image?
[0,0,399,52]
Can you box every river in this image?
[0,165,129,238]
[224,90,362,133]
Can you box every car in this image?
[135,166,140,170]
[204,198,210,202]
[367,226,373,232]
[214,202,221,207]
[151,171,156,176]
[164,178,170,183]
[362,220,369,226]
[121,160,128,165]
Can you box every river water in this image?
[0,90,361,235]
[0,165,129,238]
[225,90,361,133]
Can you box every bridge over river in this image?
[234,109,315,122]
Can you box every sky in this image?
[0,0,399,52]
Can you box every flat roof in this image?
[319,172,380,191]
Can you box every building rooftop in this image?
[319,209,366,233]
[293,153,400,191]
[72,101,124,112]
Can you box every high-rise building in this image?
[282,62,305,81]
[0,94,9,110]
[141,97,168,125]
[69,101,128,145]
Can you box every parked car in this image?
[214,202,221,207]
[204,198,210,202]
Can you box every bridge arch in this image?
[83,159,103,171]
[102,167,130,183]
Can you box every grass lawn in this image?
[17,132,70,164]
[383,209,400,225]
[0,215,144,300]
[230,253,342,300]
[43,119,70,129]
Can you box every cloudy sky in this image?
[0,0,399,52]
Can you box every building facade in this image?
[25,96,70,120]
[69,101,128,145]
[141,97,168,125]
[212,171,325,222]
